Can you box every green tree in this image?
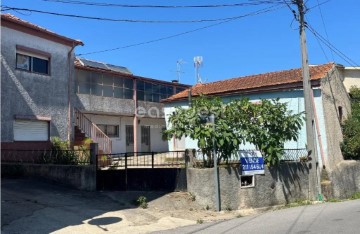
[341,86,360,159]
[164,96,303,166]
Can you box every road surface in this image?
[156,199,360,234]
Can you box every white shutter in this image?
[14,120,49,141]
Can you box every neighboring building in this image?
[340,66,360,92]
[1,14,83,150]
[73,58,189,153]
[163,63,353,170]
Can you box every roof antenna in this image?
[194,56,203,84]
[175,59,185,82]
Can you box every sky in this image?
[2,0,360,85]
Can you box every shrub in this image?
[136,196,148,209]
[341,87,360,160]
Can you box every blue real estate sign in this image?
[240,150,265,175]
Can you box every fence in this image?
[194,148,308,164]
[1,149,91,165]
[97,151,186,169]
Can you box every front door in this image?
[125,125,134,153]
[141,126,151,152]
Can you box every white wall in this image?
[85,114,168,153]
[343,67,360,92]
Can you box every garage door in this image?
[14,120,49,141]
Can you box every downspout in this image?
[133,79,138,155]
[67,43,77,147]
[311,90,326,169]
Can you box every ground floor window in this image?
[97,124,119,138]
[13,120,49,141]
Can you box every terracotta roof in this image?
[1,14,83,46]
[163,63,335,103]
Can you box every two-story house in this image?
[1,14,83,150]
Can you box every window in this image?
[126,125,134,145]
[136,81,176,103]
[76,70,134,100]
[97,124,119,138]
[338,106,343,122]
[16,53,49,75]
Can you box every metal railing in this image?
[97,151,186,169]
[1,149,90,165]
[195,148,308,164]
[74,108,112,154]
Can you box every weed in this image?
[225,204,232,211]
[205,205,210,210]
[188,192,196,201]
[236,214,243,218]
[197,219,204,224]
[136,196,148,209]
[189,208,193,211]
[350,192,360,200]
[327,198,341,203]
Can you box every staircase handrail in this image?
[74,108,112,154]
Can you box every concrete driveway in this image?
[1,178,236,233]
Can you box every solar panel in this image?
[106,64,132,74]
[80,58,108,70]
[78,58,132,75]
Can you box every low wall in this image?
[1,163,96,191]
[327,161,360,199]
[187,163,309,210]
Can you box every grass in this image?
[350,192,360,200]
[197,219,204,224]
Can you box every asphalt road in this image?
[156,199,360,234]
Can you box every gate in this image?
[95,150,188,191]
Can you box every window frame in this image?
[15,46,51,75]
[97,124,120,138]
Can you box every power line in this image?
[1,5,284,23]
[42,0,284,8]
[315,0,335,61]
[306,23,359,67]
[76,5,284,56]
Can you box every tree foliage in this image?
[341,86,360,160]
[164,96,303,166]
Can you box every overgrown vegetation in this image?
[39,137,90,165]
[164,96,303,167]
[341,87,360,160]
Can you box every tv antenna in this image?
[194,56,203,84]
[175,59,185,82]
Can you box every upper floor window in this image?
[137,80,185,103]
[76,70,133,99]
[16,51,50,75]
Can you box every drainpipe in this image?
[67,43,77,147]
[311,91,326,169]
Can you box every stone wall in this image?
[324,161,360,199]
[187,163,309,210]
[1,163,96,191]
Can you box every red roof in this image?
[163,63,336,103]
[1,14,83,46]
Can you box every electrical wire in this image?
[76,5,284,56]
[1,5,284,23]
[42,0,284,8]
[307,24,359,67]
[315,0,335,61]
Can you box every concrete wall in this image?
[1,163,96,191]
[342,67,360,92]
[1,26,73,142]
[321,68,351,169]
[187,163,309,210]
[327,161,360,199]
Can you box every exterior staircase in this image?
[74,108,112,154]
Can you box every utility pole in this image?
[294,0,322,200]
